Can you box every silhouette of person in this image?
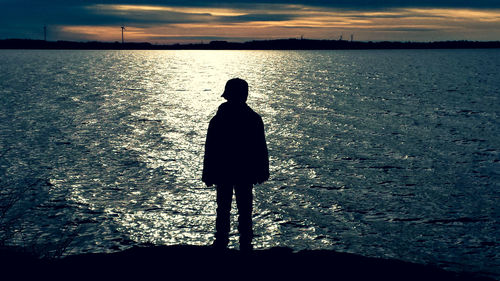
[202,78,269,252]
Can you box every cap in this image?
[221,78,248,102]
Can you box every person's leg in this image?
[235,184,253,251]
[214,184,233,248]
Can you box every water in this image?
[0,49,499,278]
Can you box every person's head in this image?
[221,78,248,103]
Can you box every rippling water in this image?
[0,49,499,278]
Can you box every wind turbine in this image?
[121,25,126,44]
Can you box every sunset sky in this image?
[1,0,500,44]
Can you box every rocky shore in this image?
[0,245,494,280]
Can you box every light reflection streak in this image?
[94,50,341,250]
[92,51,287,249]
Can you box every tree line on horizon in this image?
[1,38,500,50]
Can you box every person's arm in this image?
[256,118,269,184]
[202,120,216,187]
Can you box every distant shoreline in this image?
[1,38,500,50]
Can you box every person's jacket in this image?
[202,101,269,186]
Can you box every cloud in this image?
[370,27,440,32]
[4,0,500,9]
[2,1,500,27]
[222,13,297,23]
[0,1,302,28]
[1,0,499,42]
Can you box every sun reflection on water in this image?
[92,50,282,249]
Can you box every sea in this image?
[0,49,499,278]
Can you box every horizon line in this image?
[3,37,500,45]
[1,38,500,50]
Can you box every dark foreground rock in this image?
[0,245,494,280]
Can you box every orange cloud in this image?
[60,5,500,43]
[96,4,247,17]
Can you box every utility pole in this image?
[351,34,354,42]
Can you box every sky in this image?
[1,0,500,43]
